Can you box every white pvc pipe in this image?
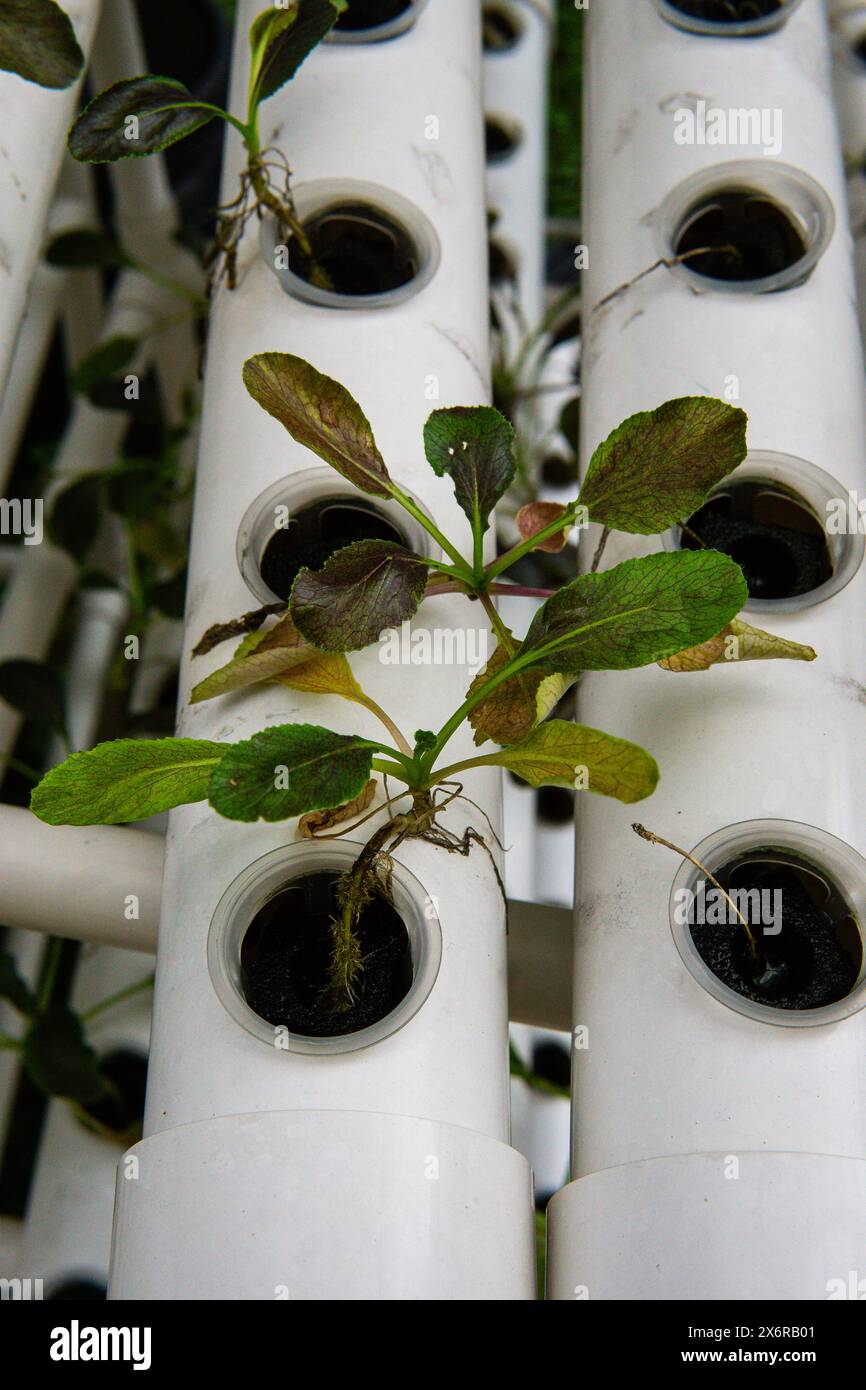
[0,812,161,954]
[483,0,553,329]
[548,0,866,1301]
[111,0,534,1301]
[0,0,102,409]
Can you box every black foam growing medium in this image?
[240,872,413,1039]
[681,480,832,601]
[689,853,862,1011]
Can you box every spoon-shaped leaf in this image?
[30,738,228,824]
[291,540,429,651]
[518,550,748,674]
[468,720,659,803]
[243,354,392,497]
[423,406,515,538]
[580,397,747,534]
[69,76,218,162]
[209,724,378,822]
[0,0,84,89]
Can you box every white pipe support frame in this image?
[0,1,102,410]
[110,0,535,1301]
[0,807,161,953]
[547,0,866,1300]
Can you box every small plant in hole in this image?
[65,0,347,288]
[633,825,862,1010]
[31,357,819,1024]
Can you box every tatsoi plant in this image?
[31,355,817,1006]
[66,0,345,286]
[0,0,84,90]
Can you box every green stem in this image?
[386,482,473,577]
[354,695,412,757]
[486,503,579,581]
[371,755,416,784]
[80,975,154,1025]
[36,937,64,1016]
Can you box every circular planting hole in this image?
[659,163,833,294]
[482,2,524,51]
[667,0,782,22]
[670,822,866,1025]
[209,843,443,1053]
[263,181,440,309]
[681,478,832,601]
[260,498,404,603]
[80,1048,148,1136]
[674,189,806,283]
[536,786,575,826]
[654,0,803,35]
[333,0,413,32]
[240,871,412,1039]
[48,1278,107,1301]
[485,115,522,164]
[238,469,435,607]
[688,850,862,1012]
[289,201,421,297]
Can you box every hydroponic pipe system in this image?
[108,0,535,1300]
[547,0,866,1301]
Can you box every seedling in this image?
[31,355,818,1016]
[65,0,347,287]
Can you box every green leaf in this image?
[30,738,227,825]
[242,353,392,498]
[24,1007,108,1105]
[423,406,515,538]
[209,723,377,822]
[659,618,817,672]
[0,948,34,1015]
[248,0,343,109]
[580,397,748,535]
[70,335,139,395]
[68,76,219,163]
[0,660,67,739]
[190,611,327,702]
[48,475,103,562]
[467,636,574,747]
[518,550,748,674]
[45,228,130,270]
[0,0,84,89]
[515,501,572,554]
[475,719,659,803]
[291,540,429,652]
